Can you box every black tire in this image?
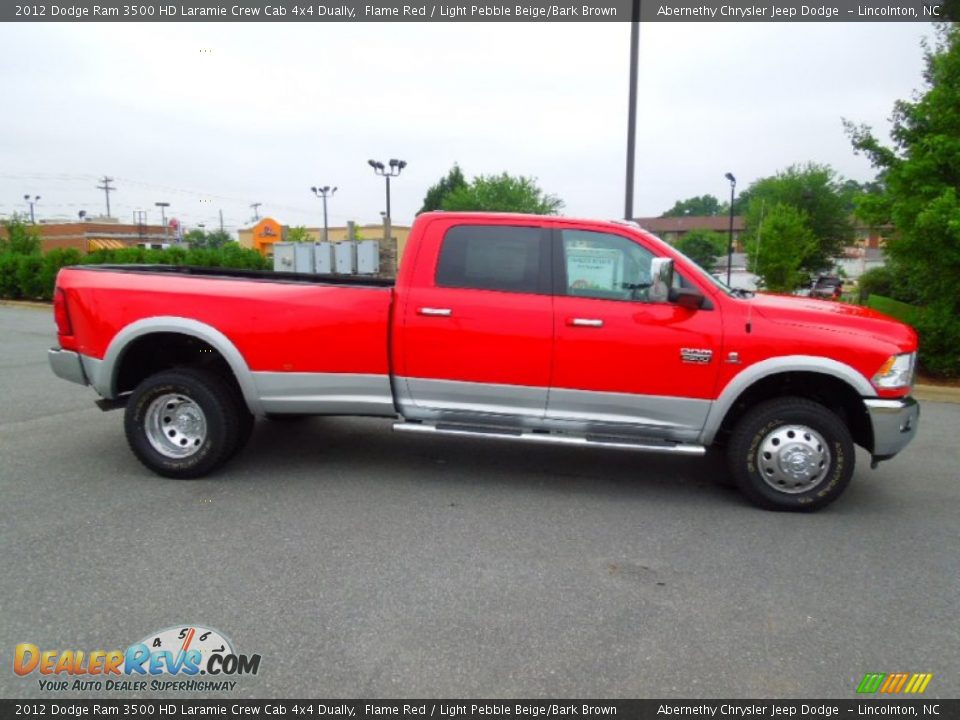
[124,368,242,479]
[225,386,255,457]
[726,396,855,512]
[703,445,736,487]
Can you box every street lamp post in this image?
[311,186,337,243]
[155,202,170,243]
[23,195,40,224]
[724,173,736,286]
[368,158,406,244]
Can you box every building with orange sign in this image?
[238,218,412,272]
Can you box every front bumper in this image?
[865,396,920,461]
[48,348,89,387]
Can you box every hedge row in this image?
[0,245,270,301]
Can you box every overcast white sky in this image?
[0,21,933,233]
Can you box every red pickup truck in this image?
[48,211,919,511]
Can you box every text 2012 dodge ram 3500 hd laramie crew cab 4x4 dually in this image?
[48,212,919,511]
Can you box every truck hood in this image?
[748,293,917,351]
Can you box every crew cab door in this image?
[395,221,553,423]
[548,228,723,441]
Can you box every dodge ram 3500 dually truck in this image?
[48,212,919,511]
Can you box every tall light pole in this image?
[624,0,640,220]
[23,195,40,224]
[724,172,736,286]
[155,201,170,243]
[368,158,406,244]
[311,186,337,243]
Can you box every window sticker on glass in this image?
[566,246,623,293]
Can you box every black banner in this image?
[2,0,953,23]
[1,699,957,719]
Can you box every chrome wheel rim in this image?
[757,424,831,494]
[145,393,207,459]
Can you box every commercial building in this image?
[3,217,175,254]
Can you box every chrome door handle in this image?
[569,318,603,328]
[418,307,452,317]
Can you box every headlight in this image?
[872,352,916,390]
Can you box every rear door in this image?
[548,227,723,440]
[396,221,553,422]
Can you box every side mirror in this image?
[648,257,674,303]
[669,286,706,310]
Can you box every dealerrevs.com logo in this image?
[14,625,261,692]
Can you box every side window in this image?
[436,225,544,294]
[561,230,657,302]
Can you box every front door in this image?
[548,228,723,441]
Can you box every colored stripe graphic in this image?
[858,672,933,694]
[857,673,886,693]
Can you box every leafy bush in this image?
[914,304,960,378]
[14,255,44,299]
[856,266,895,304]
[0,243,270,301]
[0,254,22,299]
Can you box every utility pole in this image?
[155,202,170,243]
[219,209,224,233]
[134,210,147,241]
[250,203,261,222]
[96,176,116,218]
[624,0,640,220]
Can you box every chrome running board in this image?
[392,422,706,456]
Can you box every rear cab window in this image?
[435,225,550,294]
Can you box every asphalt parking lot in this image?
[1,304,957,699]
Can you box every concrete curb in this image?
[3,298,958,403]
[0,299,52,311]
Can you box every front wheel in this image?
[124,368,243,479]
[726,397,855,512]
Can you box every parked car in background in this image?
[810,274,844,300]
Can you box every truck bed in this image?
[80,263,395,288]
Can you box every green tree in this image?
[419,164,468,214]
[674,229,725,270]
[742,163,854,273]
[661,194,723,217]
[441,173,564,215]
[287,226,313,243]
[746,204,819,292]
[845,24,960,375]
[185,229,233,249]
[0,215,42,255]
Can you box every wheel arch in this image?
[701,356,874,451]
[93,317,262,415]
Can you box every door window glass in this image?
[436,225,544,294]
[561,230,657,301]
